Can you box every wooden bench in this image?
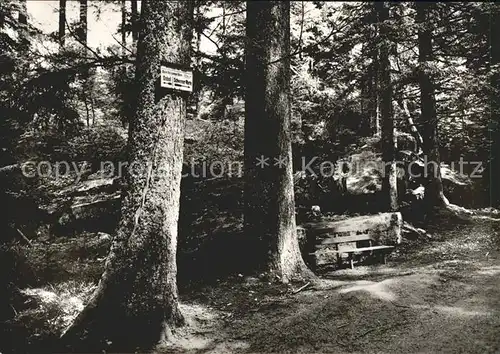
[299,213,402,270]
[311,233,394,269]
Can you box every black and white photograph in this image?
[1,1,500,352]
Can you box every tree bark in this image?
[131,0,139,45]
[490,3,500,208]
[360,44,372,133]
[192,0,203,118]
[60,1,193,352]
[78,0,92,126]
[78,0,87,45]
[397,99,424,153]
[371,3,381,136]
[377,1,398,211]
[58,0,66,46]
[416,2,447,211]
[244,1,312,283]
[121,0,126,52]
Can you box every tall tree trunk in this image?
[222,1,226,35]
[377,1,398,211]
[59,0,66,46]
[360,41,372,133]
[131,0,139,45]
[60,1,193,351]
[78,0,87,45]
[120,0,128,80]
[90,94,96,125]
[490,3,500,208]
[416,2,447,211]
[193,0,203,117]
[121,0,126,52]
[218,1,230,118]
[245,1,312,283]
[371,3,381,136]
[78,0,92,126]
[397,99,423,154]
[83,92,90,127]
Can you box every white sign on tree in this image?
[160,65,193,93]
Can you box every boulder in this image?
[38,178,122,236]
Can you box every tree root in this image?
[403,221,431,241]
[58,245,184,352]
[440,196,500,222]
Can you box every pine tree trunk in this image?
[78,0,87,45]
[360,42,371,133]
[377,1,398,211]
[83,91,90,127]
[372,3,381,136]
[365,52,376,134]
[78,0,92,127]
[121,0,126,52]
[490,3,500,208]
[222,1,226,35]
[131,0,139,45]
[59,0,66,46]
[244,1,312,283]
[416,2,447,211]
[120,0,128,81]
[193,0,203,118]
[398,99,423,153]
[60,1,193,352]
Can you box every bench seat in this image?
[309,245,394,255]
[330,245,394,254]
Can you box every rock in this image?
[97,232,112,242]
[70,192,121,221]
[244,276,259,285]
[54,177,118,197]
[36,176,123,236]
[46,191,121,236]
[311,205,321,216]
[440,164,471,186]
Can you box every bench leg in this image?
[377,251,387,265]
[349,254,354,269]
[335,244,342,269]
[336,254,342,269]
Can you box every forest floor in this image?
[159,217,500,354]
[5,204,500,353]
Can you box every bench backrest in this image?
[300,212,403,246]
[320,233,373,245]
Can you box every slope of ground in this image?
[158,218,500,353]
[5,195,500,353]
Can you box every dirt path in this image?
[159,219,500,353]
